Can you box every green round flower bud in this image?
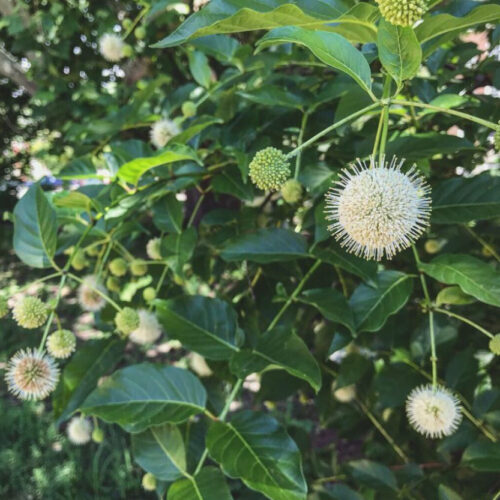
[249,147,291,191]
[106,276,121,293]
[425,239,441,254]
[135,26,146,39]
[146,238,162,260]
[489,334,500,355]
[143,287,156,302]
[86,245,100,257]
[0,297,9,318]
[376,0,427,27]
[130,260,147,276]
[495,123,500,152]
[71,249,87,271]
[109,258,128,277]
[182,101,197,118]
[47,329,77,359]
[281,179,303,204]
[115,307,140,335]
[13,297,48,329]
[142,473,157,491]
[122,18,132,29]
[92,428,104,443]
[122,44,134,58]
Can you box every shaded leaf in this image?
[348,460,397,491]
[167,467,233,500]
[461,440,500,472]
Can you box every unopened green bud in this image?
[106,277,121,293]
[92,428,104,443]
[13,297,48,329]
[109,258,128,277]
[47,329,76,358]
[425,239,441,254]
[143,287,156,302]
[122,44,133,58]
[249,147,291,191]
[376,0,427,27]
[182,101,197,118]
[122,18,132,29]
[135,26,146,39]
[130,260,147,276]
[142,473,157,491]
[115,307,140,335]
[489,334,500,355]
[281,179,303,204]
[86,245,100,257]
[71,249,87,271]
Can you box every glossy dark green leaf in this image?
[461,440,500,472]
[153,194,184,234]
[167,467,233,500]
[162,227,198,275]
[324,483,364,500]
[221,228,308,263]
[432,174,500,224]
[438,485,463,500]
[207,411,307,500]
[349,271,414,333]
[173,116,223,144]
[257,27,373,97]
[420,254,500,307]
[299,288,355,334]
[377,19,422,85]
[155,295,242,360]
[59,155,98,180]
[348,460,397,491]
[13,184,57,268]
[336,353,371,389]
[132,424,186,481]
[188,50,213,88]
[80,363,207,432]
[230,327,321,391]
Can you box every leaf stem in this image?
[187,193,205,228]
[294,111,309,180]
[267,259,321,331]
[39,274,67,351]
[379,76,392,163]
[122,5,150,40]
[434,307,494,339]
[286,102,380,159]
[463,225,500,263]
[395,100,498,129]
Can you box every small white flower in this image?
[5,348,59,400]
[406,384,462,439]
[67,416,92,445]
[78,275,106,312]
[129,309,162,345]
[150,119,180,149]
[99,33,124,62]
[325,155,431,261]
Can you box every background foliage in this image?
[1,0,499,499]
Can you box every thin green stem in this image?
[372,110,384,159]
[194,378,244,475]
[395,100,498,129]
[286,103,380,159]
[39,274,67,350]
[411,246,431,304]
[434,307,494,339]
[356,397,409,463]
[267,260,321,331]
[379,75,392,163]
[149,265,169,312]
[463,225,500,263]
[68,273,122,312]
[294,111,309,180]
[96,242,112,278]
[187,193,206,228]
[123,5,150,40]
[13,272,62,295]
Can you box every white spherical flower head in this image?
[150,119,181,149]
[325,156,431,261]
[406,384,462,439]
[78,275,106,312]
[99,33,125,62]
[5,348,59,400]
[67,416,92,445]
[130,309,162,345]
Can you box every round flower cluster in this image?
[376,0,427,27]
[115,307,140,335]
[106,276,121,293]
[142,473,157,491]
[249,147,291,191]
[130,260,147,276]
[67,416,92,445]
[5,348,59,400]
[281,179,303,204]
[47,329,77,359]
[109,258,128,277]
[71,249,87,271]
[129,309,162,345]
[150,119,180,149]
[146,238,163,260]
[13,297,48,329]
[99,33,125,62]
[325,156,431,261]
[489,334,500,355]
[78,275,107,312]
[406,384,462,438]
[143,287,156,302]
[92,428,104,443]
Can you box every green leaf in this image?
[153,194,184,234]
[80,363,207,432]
[153,1,378,48]
[324,484,364,500]
[221,228,308,263]
[59,156,98,180]
[132,424,187,481]
[420,254,500,308]
[438,485,463,500]
[53,191,94,213]
[117,144,202,186]
[238,85,305,110]
[167,467,233,500]
[461,440,500,472]
[230,327,321,391]
[349,271,414,333]
[188,50,213,88]
[299,288,355,334]
[207,411,307,500]
[348,460,397,491]
[436,286,475,307]
[416,4,500,44]
[312,246,377,284]
[173,116,223,144]
[53,338,125,425]
[155,295,242,360]
[13,184,57,268]
[257,27,373,97]
[377,19,421,86]
[162,227,198,276]
[336,353,371,389]
[432,174,500,224]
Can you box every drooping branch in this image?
[0,47,37,95]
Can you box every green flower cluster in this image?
[114,307,140,335]
[376,0,427,27]
[249,147,291,191]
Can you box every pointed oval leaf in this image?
[348,460,397,491]
[349,271,414,333]
[80,363,207,432]
[13,184,57,268]
[207,411,307,500]
[156,296,241,360]
[257,27,373,97]
[420,254,500,307]
[167,467,233,500]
